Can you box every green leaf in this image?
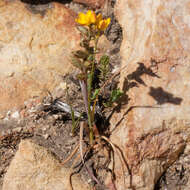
[76,26,88,35]
[72,50,89,59]
[98,55,110,81]
[91,89,100,100]
[99,55,109,65]
[84,61,91,69]
[110,89,123,103]
[71,56,84,70]
[87,54,94,62]
[76,73,86,80]
[103,89,123,108]
[103,102,111,108]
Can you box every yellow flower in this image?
[75,10,111,31]
[97,18,111,31]
[86,10,96,24]
[96,13,102,24]
[75,10,96,26]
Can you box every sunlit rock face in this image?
[107,0,190,189]
[73,0,106,8]
[3,140,90,190]
[0,0,80,114]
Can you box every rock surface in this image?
[108,0,190,189]
[2,139,90,190]
[0,0,80,114]
[73,0,106,8]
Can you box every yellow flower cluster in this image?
[75,10,111,31]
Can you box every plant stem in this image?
[79,74,94,144]
[87,36,99,144]
[88,64,94,144]
[79,79,88,114]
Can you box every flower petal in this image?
[96,13,102,23]
[87,10,96,24]
[97,17,111,31]
[76,12,88,25]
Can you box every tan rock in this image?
[3,139,90,190]
[73,0,106,8]
[96,34,111,60]
[0,0,80,114]
[107,0,190,189]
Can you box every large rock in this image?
[3,139,90,190]
[108,0,190,189]
[0,0,80,114]
[73,0,105,8]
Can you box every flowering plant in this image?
[70,10,112,144]
[67,10,125,189]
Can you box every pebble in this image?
[12,127,22,133]
[11,111,20,119]
[0,113,5,119]
[52,114,59,120]
[43,134,49,139]
[6,129,11,135]
[57,82,67,90]
[6,71,14,77]
[7,111,11,117]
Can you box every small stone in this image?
[87,179,92,184]
[5,71,14,77]
[6,129,11,135]
[43,134,49,139]
[0,113,5,119]
[53,114,59,120]
[3,117,9,121]
[12,127,22,133]
[42,126,48,131]
[11,111,20,119]
[57,82,67,90]
[7,111,11,117]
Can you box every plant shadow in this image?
[149,87,182,105]
[126,62,160,87]
[107,61,183,134]
[107,61,161,118]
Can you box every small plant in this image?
[70,10,112,144]
[103,88,123,107]
[66,10,126,189]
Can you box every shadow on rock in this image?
[21,0,72,5]
[149,87,183,105]
[126,62,160,87]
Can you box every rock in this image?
[3,139,90,190]
[107,0,190,189]
[96,34,112,60]
[12,127,22,133]
[11,111,20,119]
[43,133,49,139]
[0,0,80,114]
[73,0,106,8]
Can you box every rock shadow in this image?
[21,0,72,5]
[126,62,160,87]
[106,62,162,125]
[149,87,183,105]
[119,62,161,106]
